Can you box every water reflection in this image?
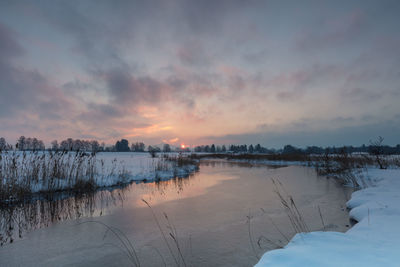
[0,174,203,246]
[0,161,292,246]
[0,190,126,245]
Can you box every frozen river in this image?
[0,160,352,266]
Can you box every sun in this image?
[181,144,185,149]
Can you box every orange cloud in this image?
[162,137,179,144]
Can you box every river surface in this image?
[0,160,352,266]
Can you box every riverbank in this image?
[256,167,400,266]
[0,151,198,204]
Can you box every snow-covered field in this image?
[0,151,198,198]
[256,168,400,266]
[95,152,199,184]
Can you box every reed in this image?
[0,150,128,204]
[78,220,141,267]
[142,199,188,267]
[271,178,309,234]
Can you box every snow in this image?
[1,152,198,196]
[255,168,400,266]
[92,152,198,185]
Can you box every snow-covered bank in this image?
[256,168,400,266]
[90,152,199,185]
[0,152,199,202]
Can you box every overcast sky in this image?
[0,0,399,147]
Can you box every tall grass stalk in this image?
[271,178,309,234]
[246,211,260,260]
[78,220,140,267]
[260,208,290,243]
[318,205,326,231]
[142,199,181,267]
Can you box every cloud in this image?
[0,23,24,59]
[341,87,381,101]
[295,9,367,51]
[0,23,73,119]
[177,40,211,67]
[1,1,400,147]
[96,68,173,107]
[242,49,268,64]
[163,137,179,144]
[200,115,400,147]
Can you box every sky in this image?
[0,0,399,148]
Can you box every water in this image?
[0,161,352,266]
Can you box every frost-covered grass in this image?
[256,167,400,266]
[0,151,198,204]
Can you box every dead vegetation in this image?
[0,150,126,204]
[191,148,400,188]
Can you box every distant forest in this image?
[0,136,399,155]
[192,142,400,155]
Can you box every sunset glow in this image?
[0,1,399,147]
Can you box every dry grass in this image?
[271,178,309,234]
[142,199,188,267]
[192,151,393,171]
[0,151,126,204]
[247,179,313,258]
[312,152,378,188]
[0,150,199,205]
[194,151,392,188]
[78,221,141,267]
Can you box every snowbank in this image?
[256,168,400,267]
[93,152,199,186]
[1,152,199,196]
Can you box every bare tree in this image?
[0,137,6,150]
[26,137,33,150]
[369,136,387,169]
[91,140,100,152]
[67,138,74,151]
[17,136,26,150]
[38,140,45,150]
[32,138,39,151]
[51,140,59,151]
[163,143,171,152]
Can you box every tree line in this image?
[16,136,45,151]
[1,136,399,155]
[0,136,104,152]
[0,137,175,153]
[113,139,185,153]
[193,140,400,155]
[193,144,274,153]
